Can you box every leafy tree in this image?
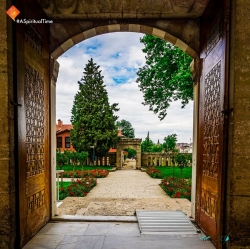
[141,131,154,152]
[56,149,68,184]
[162,134,178,152]
[186,153,192,166]
[70,58,119,162]
[136,35,193,120]
[56,149,67,170]
[125,148,136,159]
[116,119,135,138]
[76,151,88,177]
[63,149,71,165]
[151,140,163,152]
[175,153,188,178]
[68,151,79,179]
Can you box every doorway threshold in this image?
[51,215,137,222]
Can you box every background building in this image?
[56,119,75,151]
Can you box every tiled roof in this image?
[108,148,117,153]
[56,124,73,134]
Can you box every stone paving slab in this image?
[54,215,138,222]
[57,170,191,217]
[66,170,168,198]
[23,222,215,249]
[57,197,191,216]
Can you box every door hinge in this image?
[10,101,22,107]
[221,108,233,114]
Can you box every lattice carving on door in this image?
[202,61,221,179]
[27,189,45,213]
[200,189,217,219]
[25,63,45,177]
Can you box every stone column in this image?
[191,78,198,218]
[225,1,250,247]
[50,60,60,216]
[136,147,141,169]
[164,156,167,166]
[159,156,162,166]
[116,147,122,169]
[150,155,152,166]
[168,156,171,166]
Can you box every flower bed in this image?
[146,167,162,178]
[62,169,109,178]
[59,176,97,200]
[160,177,191,201]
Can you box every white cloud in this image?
[56,32,193,143]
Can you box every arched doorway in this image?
[5,0,250,248]
[116,138,142,170]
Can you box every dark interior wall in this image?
[0,1,16,248]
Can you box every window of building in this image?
[65,137,70,148]
[57,137,62,148]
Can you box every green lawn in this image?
[56,165,113,171]
[56,181,71,200]
[155,166,192,178]
[57,181,72,188]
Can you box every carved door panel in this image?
[196,0,229,247]
[16,0,50,247]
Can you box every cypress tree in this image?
[70,58,119,159]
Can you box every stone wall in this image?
[0,1,16,248]
[116,138,142,169]
[226,0,250,247]
[141,152,173,167]
[141,152,192,167]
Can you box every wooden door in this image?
[196,0,229,247]
[16,0,51,247]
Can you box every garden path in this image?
[57,170,191,217]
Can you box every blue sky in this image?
[56,32,193,143]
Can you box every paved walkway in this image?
[23,221,215,249]
[57,170,191,217]
[88,170,165,198]
[24,170,215,249]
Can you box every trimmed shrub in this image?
[62,169,109,178]
[59,176,97,200]
[146,167,162,178]
[160,177,191,201]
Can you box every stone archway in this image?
[50,22,198,60]
[48,21,200,225]
[116,138,142,170]
[2,0,250,248]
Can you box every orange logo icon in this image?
[6,5,20,21]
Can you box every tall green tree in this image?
[70,58,119,160]
[116,119,135,138]
[162,134,178,152]
[136,35,193,120]
[141,131,154,152]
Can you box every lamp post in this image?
[90,145,95,165]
